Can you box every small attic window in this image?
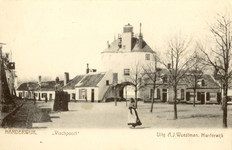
[202,80,205,86]
[145,54,150,60]
[106,80,109,86]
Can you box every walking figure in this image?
[127,98,142,128]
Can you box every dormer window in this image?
[201,80,205,86]
[163,76,168,83]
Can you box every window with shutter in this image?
[150,89,154,98]
[79,89,81,99]
[181,89,184,100]
[197,92,201,101]
[157,89,160,99]
[206,92,210,101]
[113,73,118,82]
[186,92,190,101]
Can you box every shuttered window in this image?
[157,89,160,99]
[186,92,190,101]
[206,92,210,101]
[113,73,118,82]
[197,92,201,101]
[150,89,154,98]
[181,89,184,100]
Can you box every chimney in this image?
[64,72,69,86]
[107,41,110,48]
[118,34,122,48]
[86,63,89,74]
[38,76,41,84]
[56,77,59,84]
[139,23,143,49]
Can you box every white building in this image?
[101,23,156,99]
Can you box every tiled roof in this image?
[186,74,220,89]
[17,80,64,91]
[17,82,39,91]
[76,73,106,87]
[63,75,85,90]
[143,73,220,89]
[38,81,64,91]
[101,37,154,53]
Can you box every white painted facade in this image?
[101,52,155,84]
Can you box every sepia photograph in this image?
[0,0,232,149]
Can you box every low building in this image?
[75,70,112,102]
[63,74,85,101]
[139,72,220,104]
[186,74,221,104]
[16,82,39,99]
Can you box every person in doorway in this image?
[85,96,87,102]
[127,98,142,128]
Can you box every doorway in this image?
[50,94,52,100]
[162,89,167,102]
[91,89,94,102]
[201,93,205,104]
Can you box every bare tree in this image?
[198,13,232,128]
[142,53,162,112]
[124,61,145,108]
[159,33,195,119]
[183,50,206,107]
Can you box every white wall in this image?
[75,87,99,102]
[98,70,113,100]
[63,89,76,100]
[101,52,155,84]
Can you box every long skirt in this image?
[127,108,142,126]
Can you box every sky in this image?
[0,0,231,83]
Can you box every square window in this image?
[123,45,126,49]
[145,54,150,60]
[124,69,130,76]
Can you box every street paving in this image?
[33,101,232,129]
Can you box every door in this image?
[162,89,167,102]
[162,93,167,102]
[50,94,52,100]
[91,89,94,102]
[201,93,205,104]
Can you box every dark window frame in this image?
[124,69,130,76]
[106,80,109,85]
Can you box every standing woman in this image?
[127,98,142,128]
